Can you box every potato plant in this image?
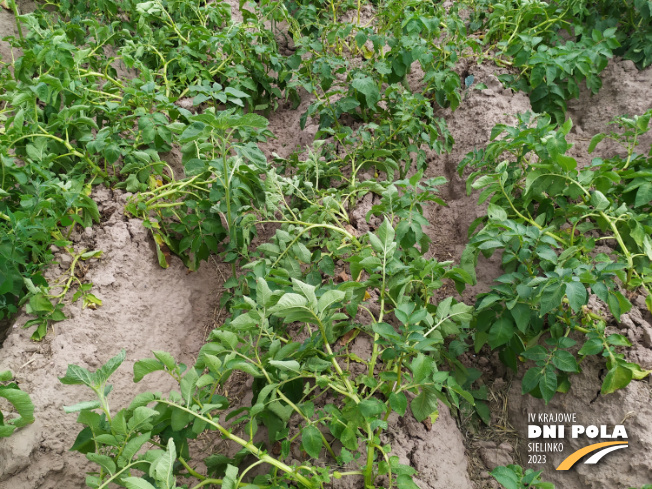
[460,110,652,402]
[0,369,34,437]
[468,0,652,121]
[61,218,475,489]
[0,0,291,336]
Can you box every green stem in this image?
[220,145,237,278]
[599,210,634,284]
[622,130,638,170]
[9,0,24,43]
[262,220,361,270]
[276,390,337,459]
[191,476,268,489]
[78,70,125,89]
[96,461,142,489]
[157,400,316,488]
[497,177,568,246]
[315,318,359,402]
[50,251,84,300]
[178,457,205,480]
[364,248,387,487]
[9,131,106,177]
[422,311,470,339]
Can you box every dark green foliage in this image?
[460,110,652,403]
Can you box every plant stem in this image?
[9,0,24,43]
[157,400,316,488]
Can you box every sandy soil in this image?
[0,187,225,488]
[1,3,651,489]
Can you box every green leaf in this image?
[133,358,165,383]
[152,438,176,488]
[411,386,439,422]
[230,113,268,129]
[377,218,396,252]
[588,133,606,153]
[354,31,368,49]
[352,76,380,108]
[91,435,119,449]
[590,190,610,211]
[119,432,151,467]
[28,293,54,313]
[359,399,385,418]
[521,345,547,362]
[372,322,400,340]
[607,290,631,320]
[471,175,496,190]
[171,406,192,431]
[487,203,508,221]
[0,387,35,428]
[636,113,650,132]
[236,143,266,167]
[490,125,506,140]
[578,338,603,355]
[491,466,519,489]
[153,351,176,371]
[475,401,491,425]
[606,334,631,347]
[601,365,632,395]
[555,154,577,171]
[269,293,308,312]
[128,407,159,431]
[552,350,578,372]
[539,366,557,404]
[221,464,239,489]
[229,313,257,330]
[317,290,345,313]
[59,364,96,388]
[256,278,273,308]
[635,183,652,208]
[389,392,407,416]
[180,368,199,406]
[522,368,541,394]
[96,350,126,385]
[268,360,301,373]
[565,282,587,313]
[292,278,317,306]
[539,286,565,316]
[124,479,157,489]
[230,361,261,377]
[87,453,116,475]
[410,354,433,384]
[180,121,207,141]
[396,474,421,489]
[33,82,49,102]
[535,246,557,263]
[301,425,323,458]
[63,400,102,413]
[488,317,515,349]
[225,87,249,99]
[510,303,530,333]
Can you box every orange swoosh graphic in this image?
[556,441,628,470]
